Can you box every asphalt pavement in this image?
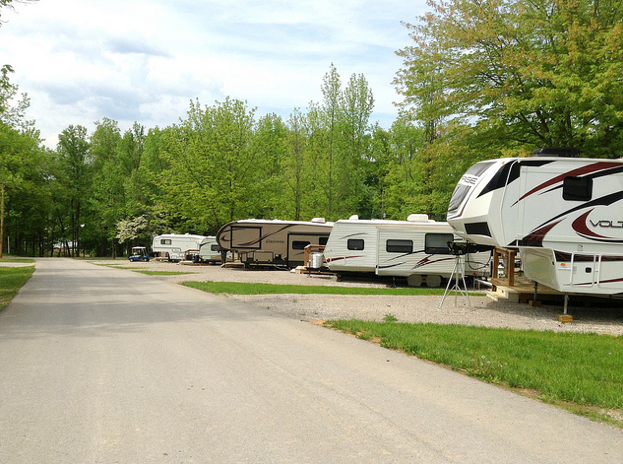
[0,258,621,463]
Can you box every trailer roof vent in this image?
[531,147,580,158]
[348,214,359,221]
[407,214,429,222]
[311,217,326,224]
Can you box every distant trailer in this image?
[447,148,623,296]
[151,233,207,262]
[216,218,333,268]
[194,236,228,263]
[323,214,490,287]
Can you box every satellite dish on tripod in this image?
[437,241,490,311]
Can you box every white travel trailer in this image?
[195,236,227,263]
[216,218,333,268]
[151,233,207,262]
[447,148,623,296]
[323,214,490,287]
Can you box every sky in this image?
[1,0,429,148]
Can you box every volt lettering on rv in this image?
[590,220,623,229]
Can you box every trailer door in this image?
[287,233,329,267]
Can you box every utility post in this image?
[0,182,5,259]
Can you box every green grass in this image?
[0,257,35,263]
[0,266,35,311]
[134,270,196,276]
[325,319,623,424]
[182,280,467,295]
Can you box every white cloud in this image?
[0,0,428,147]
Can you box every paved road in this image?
[0,259,621,463]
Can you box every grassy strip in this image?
[325,319,623,421]
[0,257,35,263]
[134,270,196,276]
[182,280,466,296]
[0,266,35,311]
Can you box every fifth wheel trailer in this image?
[151,233,206,262]
[323,214,490,287]
[446,148,623,296]
[216,218,333,268]
[194,236,227,263]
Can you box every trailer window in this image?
[292,241,310,250]
[319,236,329,246]
[425,233,454,254]
[347,239,364,251]
[448,184,471,215]
[210,244,220,251]
[563,176,592,201]
[160,239,172,245]
[386,239,413,254]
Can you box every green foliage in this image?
[0,123,50,256]
[52,125,91,256]
[395,0,623,157]
[325,320,623,410]
[158,97,270,233]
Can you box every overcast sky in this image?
[1,0,428,147]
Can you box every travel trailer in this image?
[446,148,623,296]
[151,233,207,262]
[216,218,333,268]
[323,214,490,287]
[195,236,227,263]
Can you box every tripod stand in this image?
[438,254,472,310]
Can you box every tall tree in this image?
[395,0,623,157]
[321,63,342,219]
[55,125,91,256]
[89,118,124,257]
[339,72,375,218]
[281,109,307,220]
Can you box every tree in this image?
[321,63,342,219]
[0,65,36,135]
[395,0,623,157]
[159,98,271,233]
[89,118,124,256]
[339,71,374,218]
[0,122,49,255]
[311,64,377,220]
[55,125,91,256]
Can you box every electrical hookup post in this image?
[438,242,474,311]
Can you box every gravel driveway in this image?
[113,260,623,336]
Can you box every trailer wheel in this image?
[426,275,442,288]
[407,275,423,287]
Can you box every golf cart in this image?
[129,246,150,262]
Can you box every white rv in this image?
[195,236,227,263]
[447,148,623,295]
[216,218,333,268]
[151,233,207,262]
[323,214,490,287]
